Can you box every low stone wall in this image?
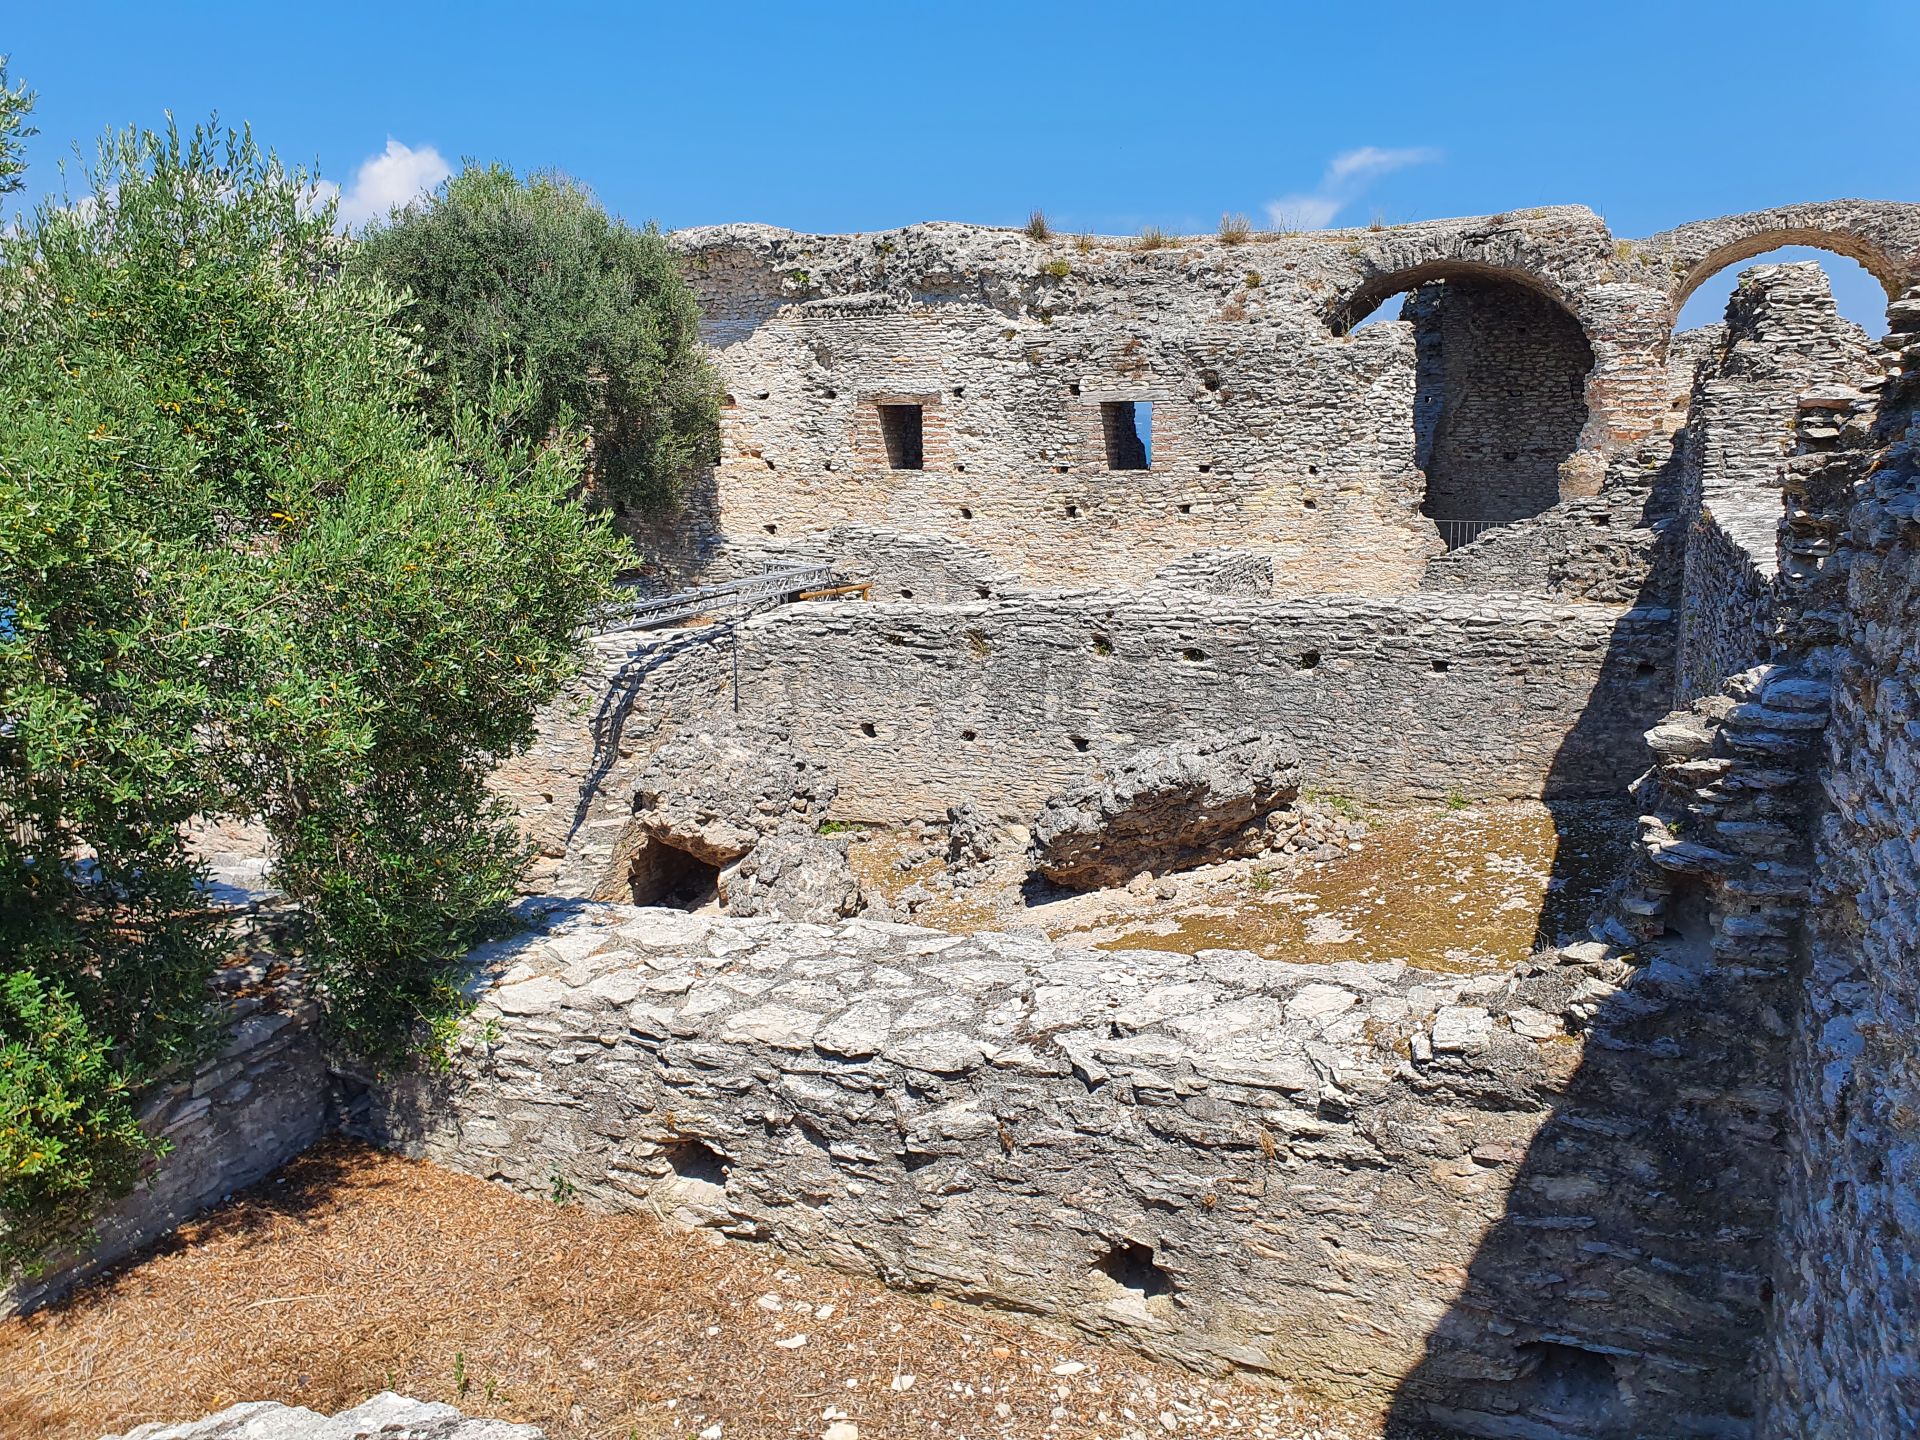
[361,900,1786,1437]
[2,951,328,1316]
[733,590,1673,821]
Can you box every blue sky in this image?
[7,1,1914,330]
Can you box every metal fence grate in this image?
[1435,519,1501,552]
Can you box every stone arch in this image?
[1645,203,1920,326]
[1326,258,1583,339]
[1330,261,1600,530]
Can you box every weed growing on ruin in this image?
[1074,232,1095,254]
[1025,209,1051,241]
[1136,226,1174,250]
[1043,258,1072,280]
[819,821,866,837]
[1250,870,1274,893]
[1445,791,1472,811]
[453,1351,469,1397]
[549,1169,579,1206]
[1218,213,1252,244]
[1244,270,1263,288]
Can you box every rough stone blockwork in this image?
[1764,290,1920,1437]
[1674,264,1876,702]
[362,901,1791,1439]
[736,590,1673,822]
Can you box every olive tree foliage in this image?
[348,165,721,514]
[0,112,627,1272]
[0,57,34,194]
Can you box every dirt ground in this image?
[0,1142,1386,1440]
[850,800,1629,974]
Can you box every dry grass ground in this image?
[0,1142,1384,1440]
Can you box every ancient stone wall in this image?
[1763,292,1920,1438]
[2,946,328,1316]
[730,590,1673,822]
[1673,264,1876,703]
[491,627,732,897]
[362,901,1785,1438]
[655,204,1920,595]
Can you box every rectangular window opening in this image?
[1102,401,1151,471]
[878,403,924,470]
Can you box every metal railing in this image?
[589,564,836,635]
[1435,518,1502,552]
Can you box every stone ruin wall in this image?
[638,201,1920,598]
[1,938,328,1318]
[361,901,1781,1440]
[734,591,1672,824]
[1765,291,1920,1438]
[1673,264,1877,703]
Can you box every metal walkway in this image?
[590,564,837,635]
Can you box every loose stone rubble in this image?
[1027,729,1302,889]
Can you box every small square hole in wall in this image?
[878,403,924,470]
[1102,401,1151,471]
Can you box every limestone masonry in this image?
[29,201,1920,1440]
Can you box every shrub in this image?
[1136,225,1174,251]
[0,972,163,1275]
[0,112,626,1268]
[1024,208,1050,241]
[1042,258,1072,280]
[350,166,721,514]
[1218,212,1252,245]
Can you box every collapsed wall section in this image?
[733,591,1672,820]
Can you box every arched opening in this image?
[1675,243,1892,338]
[1340,267,1596,546]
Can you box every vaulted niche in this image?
[1344,272,1594,547]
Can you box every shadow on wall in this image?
[1385,553,1794,1436]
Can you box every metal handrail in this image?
[589,564,836,635]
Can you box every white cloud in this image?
[315,138,452,230]
[1266,146,1441,232]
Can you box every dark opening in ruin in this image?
[860,722,878,738]
[1094,1242,1174,1300]
[1296,650,1321,671]
[1432,658,1450,673]
[1180,648,1207,663]
[663,1137,730,1187]
[1512,1342,1621,1419]
[627,843,721,910]
[1101,401,1151,470]
[1071,736,1091,752]
[878,403,925,470]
